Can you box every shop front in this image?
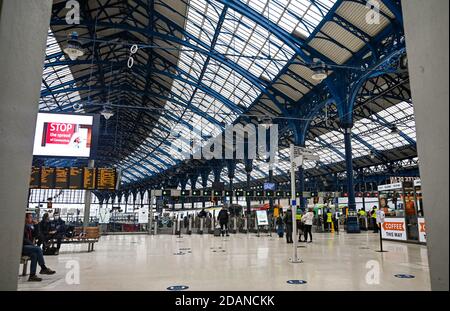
[377,180,426,244]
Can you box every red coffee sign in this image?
[383,222,405,231]
[45,122,76,145]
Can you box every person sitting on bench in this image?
[37,213,61,255]
[22,213,56,282]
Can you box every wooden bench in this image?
[20,256,30,276]
[51,226,100,252]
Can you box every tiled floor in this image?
[18,231,431,291]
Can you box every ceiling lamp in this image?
[101,105,114,120]
[63,32,84,61]
[390,125,399,134]
[72,103,84,113]
[370,150,376,159]
[311,59,328,81]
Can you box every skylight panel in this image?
[240,0,337,38]
[40,29,81,112]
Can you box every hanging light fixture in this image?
[311,58,328,81]
[370,150,376,159]
[63,31,84,61]
[101,105,114,120]
[390,124,399,134]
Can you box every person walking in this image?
[284,209,293,243]
[276,211,284,238]
[217,207,230,237]
[302,208,314,243]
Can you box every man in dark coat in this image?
[217,207,230,237]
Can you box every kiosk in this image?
[378,181,426,244]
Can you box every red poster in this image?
[43,122,77,146]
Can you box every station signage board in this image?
[138,206,149,224]
[40,167,55,189]
[96,168,116,190]
[83,167,96,190]
[29,167,41,189]
[381,218,407,241]
[29,166,117,190]
[69,167,83,189]
[55,167,69,189]
[256,210,269,226]
[418,217,426,243]
[378,183,403,191]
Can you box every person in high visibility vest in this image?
[358,208,367,230]
[371,206,378,233]
[326,209,333,232]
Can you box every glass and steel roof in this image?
[38,0,415,188]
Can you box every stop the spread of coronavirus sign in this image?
[33,113,94,157]
[45,122,76,144]
[381,218,407,241]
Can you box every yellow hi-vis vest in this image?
[296,213,302,221]
[326,212,332,223]
[359,210,366,217]
[372,209,377,218]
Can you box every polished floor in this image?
[18,231,431,291]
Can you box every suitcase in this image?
[214,228,221,237]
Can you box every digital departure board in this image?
[55,168,69,189]
[30,167,40,189]
[40,167,55,189]
[96,168,116,190]
[69,167,83,189]
[30,166,117,190]
[83,167,96,190]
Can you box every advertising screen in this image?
[33,113,95,158]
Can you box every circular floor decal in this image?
[287,280,307,285]
[167,285,189,291]
[395,274,415,279]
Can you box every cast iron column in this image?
[343,127,359,233]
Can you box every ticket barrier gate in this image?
[358,215,368,231]
[248,215,258,233]
[197,217,205,234]
[157,216,175,234]
[229,217,238,234]
[238,216,248,233]
[207,216,215,234]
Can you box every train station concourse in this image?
[0,0,448,300]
